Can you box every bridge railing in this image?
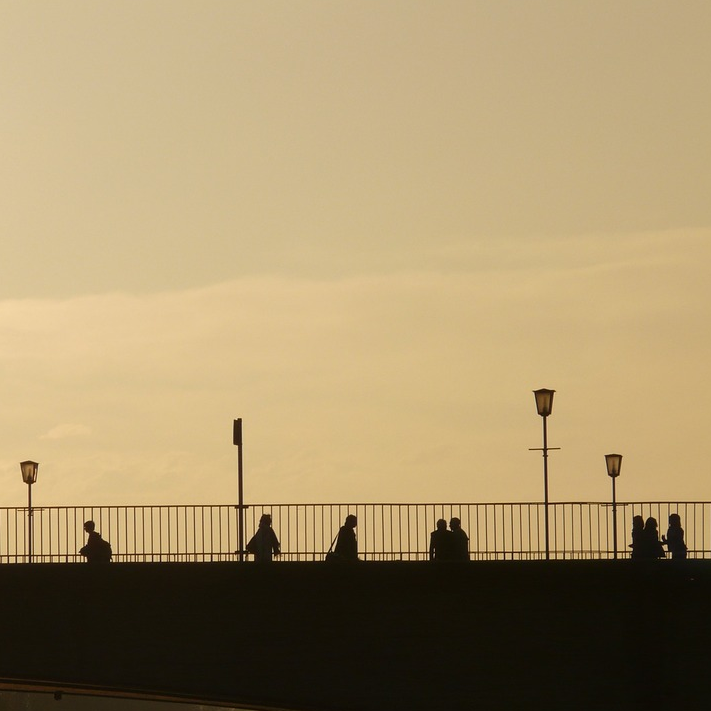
[1,501,708,563]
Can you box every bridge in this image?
[1,559,710,710]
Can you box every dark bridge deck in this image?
[0,560,709,710]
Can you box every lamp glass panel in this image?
[533,389,555,417]
[19,461,39,484]
[605,453,622,478]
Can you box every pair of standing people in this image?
[429,517,469,561]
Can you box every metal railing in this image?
[1,501,708,563]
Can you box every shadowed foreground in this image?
[0,561,709,710]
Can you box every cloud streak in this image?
[41,424,92,440]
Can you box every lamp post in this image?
[605,453,623,559]
[20,461,39,563]
[530,389,559,560]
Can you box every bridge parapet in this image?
[1,560,710,709]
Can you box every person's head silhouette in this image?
[83,520,95,534]
[259,514,272,528]
[449,517,461,531]
[645,517,658,532]
[436,519,447,532]
[345,514,357,529]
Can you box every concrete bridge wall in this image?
[0,561,709,710]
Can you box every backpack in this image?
[96,536,113,562]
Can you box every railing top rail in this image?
[2,500,709,510]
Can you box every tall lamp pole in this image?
[20,461,39,563]
[605,453,623,559]
[530,390,559,560]
[233,419,245,562]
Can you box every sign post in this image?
[233,419,244,562]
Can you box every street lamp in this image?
[605,453,623,559]
[530,389,559,560]
[20,461,39,563]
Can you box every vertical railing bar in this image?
[405,504,410,562]
[192,506,197,561]
[399,503,404,562]
[209,505,213,562]
[141,507,145,562]
[484,504,489,560]
[311,503,316,562]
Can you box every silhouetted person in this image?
[629,515,645,559]
[662,513,687,560]
[79,520,112,563]
[449,517,469,561]
[246,514,281,562]
[334,514,359,561]
[639,517,665,560]
[429,518,453,560]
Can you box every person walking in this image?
[79,521,112,563]
[246,514,281,562]
[333,514,359,561]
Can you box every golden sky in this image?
[1,1,710,507]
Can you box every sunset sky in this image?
[1,1,710,509]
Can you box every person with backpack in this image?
[79,520,112,563]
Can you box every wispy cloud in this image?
[41,424,92,440]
